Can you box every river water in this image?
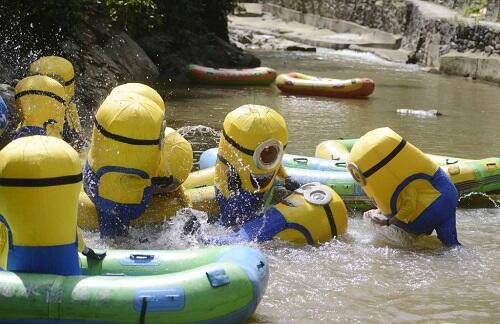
[85,49,500,322]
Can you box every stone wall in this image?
[424,0,499,21]
[266,0,500,63]
[268,0,409,34]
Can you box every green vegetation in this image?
[0,0,236,43]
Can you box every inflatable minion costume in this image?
[347,127,460,247]
[14,75,66,138]
[83,92,164,237]
[29,56,85,150]
[214,104,289,226]
[0,136,82,275]
[213,183,348,245]
[211,104,348,245]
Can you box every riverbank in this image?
[0,1,262,146]
[0,2,260,114]
[233,1,500,83]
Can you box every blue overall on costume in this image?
[83,163,152,237]
[0,215,81,275]
[209,207,316,245]
[392,168,460,247]
[62,115,79,143]
[215,188,265,227]
[214,155,267,226]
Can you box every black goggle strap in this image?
[362,139,407,179]
[323,204,337,238]
[0,173,82,187]
[222,129,254,156]
[15,90,65,105]
[222,128,288,157]
[93,118,160,146]
[283,222,314,246]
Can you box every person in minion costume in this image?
[14,75,66,139]
[211,182,348,245]
[83,91,164,237]
[347,127,460,247]
[214,104,292,226]
[29,56,86,150]
[0,136,82,275]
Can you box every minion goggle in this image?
[223,129,284,171]
[294,182,332,205]
[347,139,407,186]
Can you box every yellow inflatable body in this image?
[348,127,460,246]
[274,183,348,244]
[83,93,164,236]
[14,75,66,138]
[0,136,82,274]
[78,186,217,230]
[154,127,193,194]
[211,183,348,245]
[80,85,202,234]
[29,56,85,149]
[316,139,472,166]
[111,83,165,111]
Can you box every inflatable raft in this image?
[193,147,500,209]
[0,245,268,323]
[185,64,277,86]
[275,72,374,98]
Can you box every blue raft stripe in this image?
[133,288,185,312]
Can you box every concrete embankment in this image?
[261,0,500,84]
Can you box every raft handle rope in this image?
[139,297,147,324]
[15,89,66,104]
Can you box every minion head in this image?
[216,104,288,193]
[111,83,165,111]
[347,127,438,212]
[88,93,164,175]
[29,56,75,101]
[275,182,348,245]
[15,75,66,138]
[155,127,193,193]
[0,136,82,246]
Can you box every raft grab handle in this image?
[120,254,160,266]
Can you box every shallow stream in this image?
[85,49,500,322]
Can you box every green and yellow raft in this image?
[193,146,500,210]
[0,245,268,324]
